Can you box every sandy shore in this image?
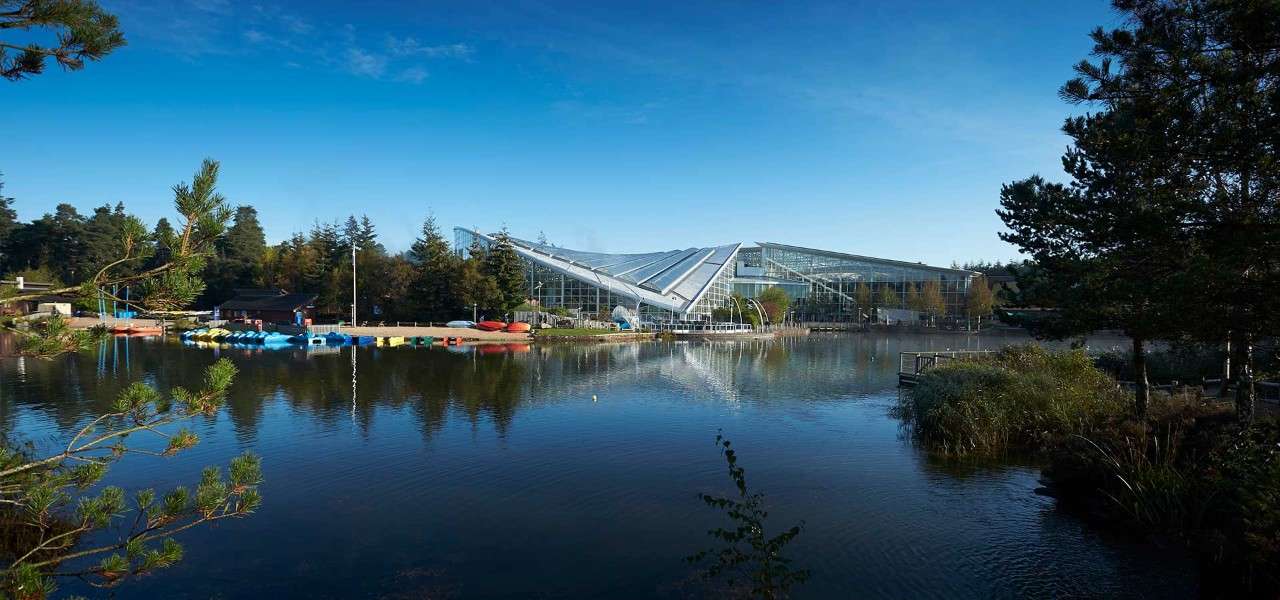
[67,317,167,328]
[64,318,529,341]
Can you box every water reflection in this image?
[3,332,1111,446]
[0,331,1191,599]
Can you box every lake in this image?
[0,332,1197,598]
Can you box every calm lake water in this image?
[1,333,1197,598]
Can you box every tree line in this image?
[0,176,530,322]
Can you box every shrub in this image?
[901,345,1129,456]
[1044,394,1278,595]
[1202,420,1280,594]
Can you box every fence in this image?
[898,350,995,385]
[647,321,755,334]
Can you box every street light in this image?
[350,243,357,327]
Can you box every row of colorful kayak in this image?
[179,328,383,346]
[445,320,531,333]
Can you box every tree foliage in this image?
[997,0,1280,418]
[200,206,266,307]
[687,433,808,599]
[0,359,262,597]
[482,229,527,316]
[854,283,871,315]
[965,276,994,322]
[408,216,461,322]
[755,287,790,325]
[1,0,125,81]
[917,280,946,321]
[875,285,898,309]
[0,160,231,315]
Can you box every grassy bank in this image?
[898,345,1279,595]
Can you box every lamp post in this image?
[350,243,357,327]
[532,282,544,325]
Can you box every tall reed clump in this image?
[899,345,1129,456]
[1044,395,1278,596]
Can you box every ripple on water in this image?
[0,334,1197,599]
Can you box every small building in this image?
[0,294,78,317]
[217,289,318,325]
[0,278,65,317]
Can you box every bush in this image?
[901,345,1129,456]
[1201,420,1280,594]
[1044,394,1278,595]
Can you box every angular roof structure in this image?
[459,229,740,315]
[755,242,979,277]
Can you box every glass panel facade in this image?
[455,228,740,323]
[454,229,969,325]
[750,244,974,321]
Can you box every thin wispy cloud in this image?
[386,36,473,59]
[344,47,387,79]
[110,1,472,84]
[550,99,662,125]
[396,67,429,84]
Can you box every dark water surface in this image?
[1,333,1196,598]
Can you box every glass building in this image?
[745,243,977,321]
[455,229,976,324]
[455,228,740,322]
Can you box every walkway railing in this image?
[648,321,755,334]
[898,350,995,385]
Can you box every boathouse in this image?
[218,289,318,325]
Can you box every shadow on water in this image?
[0,331,1197,599]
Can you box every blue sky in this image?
[3,0,1119,265]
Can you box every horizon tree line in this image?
[0,176,531,323]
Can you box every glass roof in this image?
[509,235,738,299]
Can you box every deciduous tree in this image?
[965,276,994,328]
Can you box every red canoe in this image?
[505,322,531,333]
[111,325,163,335]
[475,320,507,331]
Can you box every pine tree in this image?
[357,215,383,254]
[1,0,126,81]
[408,215,462,321]
[198,206,266,306]
[1051,0,1280,422]
[148,218,175,269]
[0,179,16,273]
[482,229,526,315]
[458,240,499,317]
